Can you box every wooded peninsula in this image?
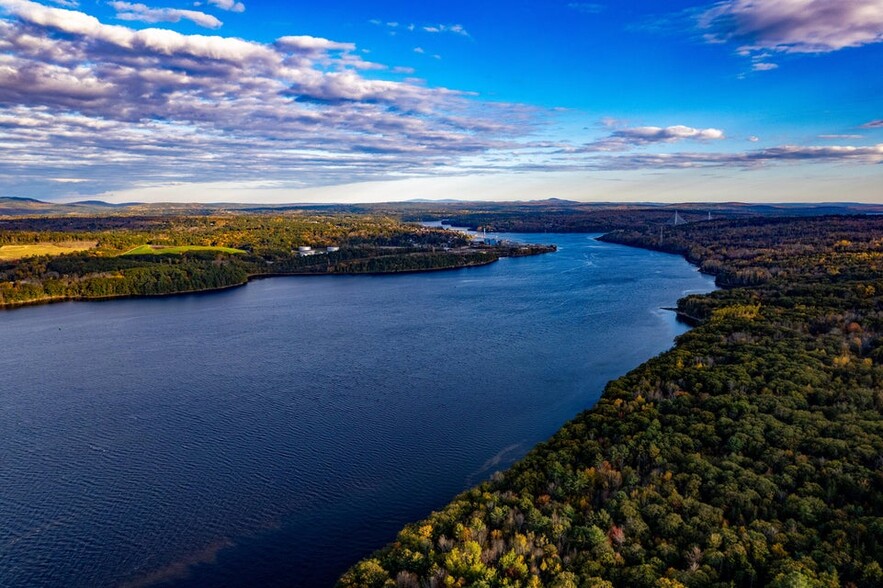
[0,212,553,308]
[340,214,883,588]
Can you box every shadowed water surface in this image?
[0,233,715,587]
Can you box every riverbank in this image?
[339,216,883,587]
[0,244,556,310]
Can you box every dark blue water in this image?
[0,234,715,588]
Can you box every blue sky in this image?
[0,0,881,203]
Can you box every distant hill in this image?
[0,197,242,216]
[2,196,883,219]
[2,196,44,203]
[0,197,76,216]
[69,200,123,207]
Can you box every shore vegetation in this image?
[340,215,883,588]
[0,213,553,308]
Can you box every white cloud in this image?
[370,19,469,37]
[606,144,883,170]
[110,2,222,29]
[0,0,269,60]
[700,0,883,67]
[422,24,469,36]
[862,119,883,128]
[618,125,725,141]
[204,0,243,13]
[566,123,727,152]
[819,134,864,139]
[275,35,354,52]
[541,143,883,172]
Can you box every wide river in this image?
[0,233,715,587]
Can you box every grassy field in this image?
[121,244,246,256]
[0,241,97,261]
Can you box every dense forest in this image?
[0,213,553,307]
[375,202,883,235]
[340,216,883,588]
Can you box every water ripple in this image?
[0,233,715,588]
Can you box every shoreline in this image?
[660,306,706,326]
[0,250,538,311]
[3,234,719,314]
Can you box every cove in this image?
[0,233,715,587]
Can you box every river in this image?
[0,233,715,587]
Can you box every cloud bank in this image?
[0,0,530,195]
[0,0,879,201]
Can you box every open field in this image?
[0,241,97,261]
[121,244,246,256]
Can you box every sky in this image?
[0,0,882,204]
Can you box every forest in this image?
[340,215,883,588]
[0,213,554,307]
[367,201,883,235]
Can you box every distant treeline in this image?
[377,202,883,234]
[340,215,883,588]
[407,209,719,233]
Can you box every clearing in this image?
[0,241,98,261]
